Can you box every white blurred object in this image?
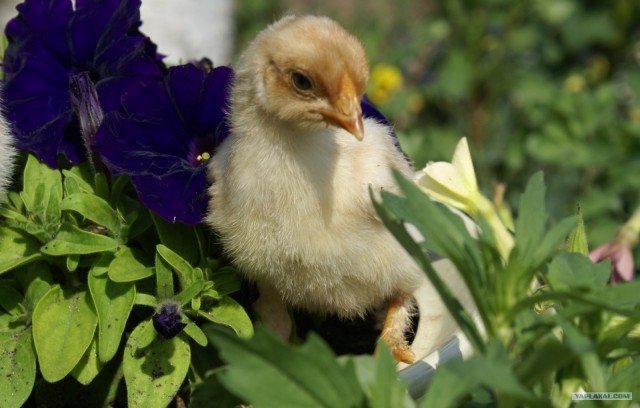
[140,0,234,65]
[399,260,483,399]
[0,95,16,200]
[0,0,234,66]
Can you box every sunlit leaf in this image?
[123,320,191,408]
[32,286,98,382]
[88,273,135,363]
[0,328,36,408]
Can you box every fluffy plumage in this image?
[207,15,423,362]
[0,92,16,201]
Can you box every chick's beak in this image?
[321,74,365,141]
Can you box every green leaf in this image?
[353,347,415,408]
[0,227,42,274]
[210,266,242,297]
[155,251,174,298]
[566,204,588,255]
[183,317,208,347]
[175,280,205,306]
[21,154,63,227]
[0,284,24,317]
[32,286,98,382]
[198,296,254,338]
[107,247,154,282]
[547,251,610,290]
[89,253,113,277]
[66,254,80,272]
[420,342,542,407]
[189,373,244,408]
[134,293,159,309]
[207,326,364,408]
[373,182,486,352]
[152,214,201,265]
[61,193,121,235]
[0,328,36,408]
[62,162,96,195]
[514,172,547,261]
[88,273,135,363]
[70,335,102,385]
[157,244,195,287]
[41,223,119,256]
[123,320,191,408]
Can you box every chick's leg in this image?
[379,294,416,364]
[253,281,292,341]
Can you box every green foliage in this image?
[377,172,640,407]
[0,154,250,406]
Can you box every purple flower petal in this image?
[2,0,165,167]
[94,64,232,224]
[152,301,186,339]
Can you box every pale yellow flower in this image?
[415,137,514,259]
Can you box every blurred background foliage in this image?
[234,0,640,266]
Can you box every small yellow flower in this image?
[368,63,403,105]
[415,137,514,259]
[563,74,586,93]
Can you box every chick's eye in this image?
[291,72,313,92]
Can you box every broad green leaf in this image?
[123,320,191,408]
[71,335,102,385]
[157,244,195,287]
[0,328,36,408]
[152,214,200,265]
[107,247,153,282]
[61,193,121,235]
[32,286,98,382]
[0,284,24,316]
[198,296,253,338]
[0,227,42,274]
[547,251,610,290]
[41,223,119,255]
[88,273,135,363]
[25,279,52,313]
[207,326,364,408]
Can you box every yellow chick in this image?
[206,15,422,363]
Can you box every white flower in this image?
[415,137,514,259]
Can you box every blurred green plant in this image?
[239,0,640,260]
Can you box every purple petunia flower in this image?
[94,63,232,225]
[2,0,165,168]
[152,300,186,340]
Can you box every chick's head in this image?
[234,15,369,140]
